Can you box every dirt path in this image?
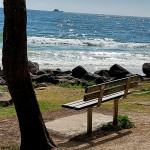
[0,108,150,150]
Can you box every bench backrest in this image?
[84,75,140,106]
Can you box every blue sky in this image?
[0,0,150,17]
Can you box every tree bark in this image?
[2,0,56,149]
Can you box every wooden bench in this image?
[62,75,140,134]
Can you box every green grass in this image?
[58,81,95,89]
[58,82,83,89]
[102,115,135,131]
[0,86,8,92]
[0,85,84,118]
[0,81,150,119]
[38,100,62,111]
[0,105,16,118]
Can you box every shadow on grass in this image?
[0,99,13,107]
[58,129,132,149]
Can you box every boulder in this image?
[58,70,72,76]
[36,69,54,76]
[100,70,110,78]
[55,75,74,80]
[72,66,87,79]
[52,69,62,76]
[95,76,106,84]
[48,76,60,84]
[28,61,39,74]
[36,70,47,75]
[82,72,99,81]
[32,74,59,84]
[36,83,47,88]
[58,79,69,84]
[32,74,50,83]
[109,64,131,79]
[142,63,150,77]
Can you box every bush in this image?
[84,82,95,88]
[102,115,135,131]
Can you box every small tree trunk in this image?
[2,0,56,149]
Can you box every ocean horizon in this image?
[0,8,150,75]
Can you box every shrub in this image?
[102,115,135,131]
[84,82,95,88]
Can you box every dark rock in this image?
[43,69,54,74]
[52,69,62,76]
[58,70,72,76]
[55,75,74,80]
[73,78,87,86]
[94,70,99,75]
[72,66,87,79]
[94,70,111,81]
[109,64,131,79]
[36,83,47,88]
[95,76,106,84]
[36,70,47,75]
[58,79,69,84]
[32,74,50,83]
[37,69,54,76]
[32,74,59,84]
[100,70,110,78]
[82,73,98,81]
[28,61,39,74]
[53,9,60,12]
[142,63,150,77]
[58,78,81,86]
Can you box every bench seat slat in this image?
[62,91,126,110]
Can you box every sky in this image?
[0,0,150,17]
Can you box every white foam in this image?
[27,36,150,50]
[27,49,149,75]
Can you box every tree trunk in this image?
[2,0,56,149]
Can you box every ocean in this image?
[0,8,150,75]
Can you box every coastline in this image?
[35,64,145,76]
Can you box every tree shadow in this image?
[0,99,13,107]
[58,129,132,149]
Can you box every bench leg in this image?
[87,107,92,134]
[113,99,119,125]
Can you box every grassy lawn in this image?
[0,81,150,119]
[0,85,84,119]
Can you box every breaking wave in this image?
[27,36,150,50]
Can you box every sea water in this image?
[0,8,150,74]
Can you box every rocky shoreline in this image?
[0,61,150,105]
[0,61,150,88]
[28,61,150,87]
